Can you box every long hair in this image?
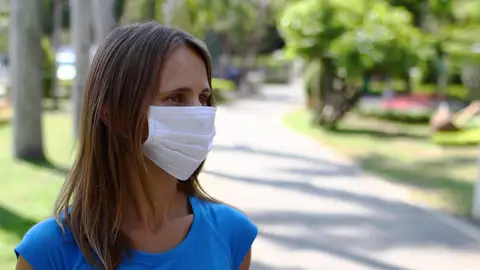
[54,22,216,269]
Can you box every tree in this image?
[279,0,430,128]
[50,0,63,110]
[9,0,45,159]
[70,0,92,137]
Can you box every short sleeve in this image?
[229,209,258,269]
[199,200,258,270]
[14,217,65,269]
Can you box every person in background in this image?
[14,22,257,270]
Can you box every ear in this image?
[100,104,109,126]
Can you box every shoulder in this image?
[15,216,76,269]
[198,199,256,228]
[195,198,258,268]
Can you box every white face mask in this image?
[142,106,216,181]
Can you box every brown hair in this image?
[54,22,216,269]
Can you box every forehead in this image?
[157,45,209,94]
[160,45,208,81]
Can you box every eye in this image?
[199,93,210,105]
[167,94,181,103]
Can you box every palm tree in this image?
[70,0,92,137]
[9,0,45,160]
[91,0,117,44]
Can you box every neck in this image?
[122,157,187,232]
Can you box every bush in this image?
[211,78,236,103]
[211,78,235,91]
[358,108,432,123]
[367,80,469,100]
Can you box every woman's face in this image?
[152,45,211,107]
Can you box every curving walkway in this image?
[200,80,480,270]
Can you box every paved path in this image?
[200,80,480,270]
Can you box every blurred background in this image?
[1,0,480,269]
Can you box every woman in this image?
[15,22,257,270]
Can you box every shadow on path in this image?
[357,153,476,216]
[205,169,478,249]
[259,230,411,270]
[212,144,358,171]
[203,159,480,270]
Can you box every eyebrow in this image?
[166,87,212,94]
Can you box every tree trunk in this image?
[70,0,92,137]
[91,0,117,44]
[9,0,45,159]
[403,71,412,93]
[51,0,63,110]
[162,0,178,26]
[310,60,322,110]
[313,59,362,129]
[436,53,449,97]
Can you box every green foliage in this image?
[180,0,278,55]
[140,0,161,20]
[114,0,127,21]
[41,38,55,98]
[303,60,321,97]
[279,0,352,59]
[332,3,433,77]
[279,0,432,78]
[211,78,235,104]
[211,78,235,91]
[42,0,70,36]
[452,0,480,23]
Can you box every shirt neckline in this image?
[126,196,202,264]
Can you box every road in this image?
[200,80,480,270]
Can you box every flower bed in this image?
[357,94,467,123]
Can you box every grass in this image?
[433,128,480,145]
[0,112,74,269]
[283,109,479,218]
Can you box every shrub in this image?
[211,78,235,91]
[211,78,236,103]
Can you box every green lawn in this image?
[284,109,478,218]
[0,112,73,269]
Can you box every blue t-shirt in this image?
[15,196,258,269]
